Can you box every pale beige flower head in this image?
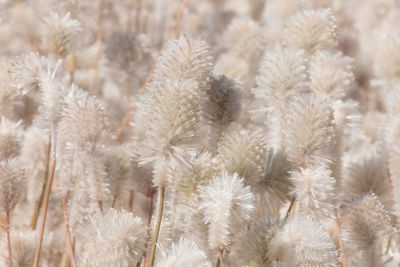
[283,9,337,54]
[0,158,25,213]
[284,93,335,167]
[217,128,266,186]
[41,12,82,58]
[150,36,213,92]
[0,117,22,161]
[60,85,109,152]
[310,50,355,100]
[339,193,392,267]
[9,52,51,95]
[135,79,200,187]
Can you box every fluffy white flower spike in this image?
[269,216,338,266]
[155,238,211,267]
[284,93,335,167]
[253,48,308,149]
[199,172,255,249]
[77,208,147,267]
[135,79,200,187]
[290,166,336,223]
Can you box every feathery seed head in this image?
[155,238,211,267]
[342,148,389,207]
[221,18,267,63]
[0,158,25,212]
[217,128,267,186]
[310,50,355,100]
[135,79,200,183]
[284,93,335,167]
[252,48,308,148]
[339,193,392,266]
[255,150,293,214]
[199,171,255,249]
[177,152,222,199]
[61,88,109,151]
[77,208,147,267]
[0,117,22,160]
[151,36,213,92]
[290,166,336,223]
[0,230,36,267]
[41,12,82,58]
[37,61,65,123]
[283,9,337,54]
[269,216,338,266]
[9,52,49,95]
[234,217,283,266]
[254,48,308,107]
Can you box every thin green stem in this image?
[148,186,165,267]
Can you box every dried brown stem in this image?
[113,103,133,141]
[386,169,395,254]
[68,53,76,85]
[30,136,51,230]
[128,189,134,211]
[147,191,154,226]
[33,125,57,267]
[284,196,296,220]
[336,211,348,267]
[6,211,12,267]
[218,249,225,267]
[98,200,103,213]
[62,195,76,267]
[387,169,395,207]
